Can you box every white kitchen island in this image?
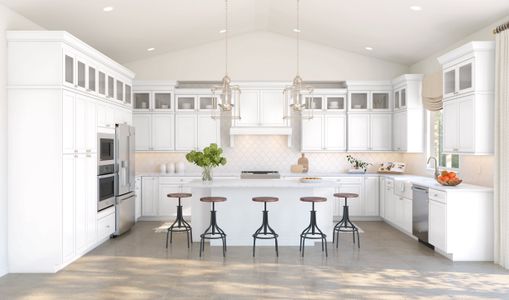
[186,179,339,246]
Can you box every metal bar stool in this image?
[252,197,279,257]
[199,197,227,257]
[166,193,193,248]
[333,193,360,249]
[299,197,328,257]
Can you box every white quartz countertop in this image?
[184,178,340,188]
[136,172,380,178]
[382,174,493,192]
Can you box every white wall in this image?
[125,31,408,81]
[403,16,509,187]
[0,3,43,277]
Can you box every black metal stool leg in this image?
[252,201,279,257]
[300,202,327,257]
[199,202,227,257]
[333,197,360,249]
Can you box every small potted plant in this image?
[186,143,227,182]
[346,155,371,173]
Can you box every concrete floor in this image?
[0,221,508,299]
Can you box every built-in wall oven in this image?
[98,133,115,166]
[97,164,116,211]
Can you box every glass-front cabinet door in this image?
[154,92,173,111]
[326,96,345,111]
[77,61,86,89]
[98,71,106,96]
[371,92,390,111]
[134,92,151,111]
[107,76,115,98]
[458,59,473,94]
[349,92,368,111]
[176,96,196,111]
[303,96,323,110]
[88,66,96,92]
[64,54,75,87]
[125,85,132,105]
[443,67,456,98]
[116,80,124,102]
[199,96,218,110]
[394,90,400,110]
[400,89,406,108]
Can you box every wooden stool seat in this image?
[334,193,359,199]
[200,196,227,203]
[167,193,192,198]
[252,197,279,203]
[300,196,327,203]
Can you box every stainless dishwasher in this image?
[412,185,430,244]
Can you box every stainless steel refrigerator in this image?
[113,123,136,236]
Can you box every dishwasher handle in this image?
[412,186,429,193]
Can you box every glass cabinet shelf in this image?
[350,93,368,110]
[326,96,345,110]
[154,93,172,110]
[134,92,150,110]
[177,96,196,110]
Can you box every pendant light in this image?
[211,0,241,119]
[283,0,313,119]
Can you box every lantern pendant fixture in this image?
[211,0,241,119]
[283,0,314,119]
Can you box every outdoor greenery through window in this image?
[430,110,460,169]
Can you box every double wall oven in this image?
[97,133,116,211]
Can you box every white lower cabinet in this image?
[141,177,198,219]
[364,177,380,216]
[135,176,142,221]
[384,179,395,222]
[331,177,379,218]
[429,198,447,251]
[97,208,115,241]
[379,177,386,218]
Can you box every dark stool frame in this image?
[252,199,279,257]
[299,200,328,257]
[166,194,193,249]
[199,200,227,257]
[333,195,360,249]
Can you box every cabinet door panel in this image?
[133,114,152,151]
[237,91,259,126]
[75,155,88,253]
[458,59,474,94]
[62,155,75,262]
[338,184,363,216]
[197,115,220,149]
[370,114,392,151]
[459,96,475,152]
[152,114,174,151]
[443,67,456,98]
[142,177,158,216]
[364,177,379,216]
[347,114,370,151]
[403,198,412,233]
[62,92,76,154]
[429,200,447,251]
[443,100,459,152]
[260,90,285,126]
[86,154,97,245]
[394,196,405,229]
[85,101,97,152]
[324,115,346,151]
[301,115,323,151]
[175,114,197,151]
[74,95,87,153]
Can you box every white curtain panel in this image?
[495,29,509,269]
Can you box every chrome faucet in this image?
[427,156,440,179]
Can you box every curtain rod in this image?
[493,21,509,34]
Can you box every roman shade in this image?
[422,72,443,111]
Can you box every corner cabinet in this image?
[438,42,495,155]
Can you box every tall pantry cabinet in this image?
[7,31,135,272]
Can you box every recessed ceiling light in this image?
[365,46,373,51]
[219,29,227,34]
[103,6,114,12]
[293,28,301,33]
[147,48,155,52]
[410,5,422,11]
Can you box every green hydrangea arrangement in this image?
[186,143,227,181]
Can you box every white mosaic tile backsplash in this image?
[136,135,404,174]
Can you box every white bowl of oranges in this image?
[437,170,462,186]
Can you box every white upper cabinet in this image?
[348,92,369,111]
[260,90,286,126]
[347,113,391,151]
[438,42,495,154]
[236,90,259,127]
[326,96,346,111]
[175,114,197,151]
[348,91,391,112]
[324,115,347,150]
[301,115,324,151]
[134,92,151,111]
[370,114,392,151]
[234,89,288,127]
[347,114,370,150]
[176,96,196,111]
[197,115,221,149]
[62,91,97,154]
[133,114,152,151]
[154,92,173,111]
[152,114,175,151]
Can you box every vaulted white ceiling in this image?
[1,0,508,65]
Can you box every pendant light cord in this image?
[225,0,229,76]
[296,0,300,76]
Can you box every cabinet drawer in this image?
[429,189,446,204]
[97,212,115,240]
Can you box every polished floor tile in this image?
[0,221,508,299]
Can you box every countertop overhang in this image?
[184,178,340,188]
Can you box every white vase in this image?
[166,162,175,174]
[159,164,167,174]
[176,162,186,173]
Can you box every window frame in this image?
[426,110,460,172]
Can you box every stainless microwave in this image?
[97,133,115,167]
